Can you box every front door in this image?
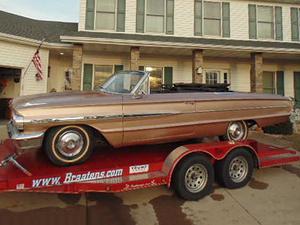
[122,93,196,146]
[294,72,300,108]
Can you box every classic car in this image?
[8,71,293,166]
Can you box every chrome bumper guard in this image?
[7,121,44,152]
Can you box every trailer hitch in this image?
[0,154,32,176]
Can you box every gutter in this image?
[60,35,300,54]
[0,32,73,49]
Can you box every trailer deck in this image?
[0,139,299,198]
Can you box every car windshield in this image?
[100,71,146,94]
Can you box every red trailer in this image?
[0,139,299,200]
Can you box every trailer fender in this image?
[162,143,258,187]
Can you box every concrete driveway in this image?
[0,127,299,225]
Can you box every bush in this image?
[263,121,294,135]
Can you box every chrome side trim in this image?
[22,105,290,126]
[196,105,290,114]
[27,115,123,125]
[122,113,291,132]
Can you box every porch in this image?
[63,43,300,105]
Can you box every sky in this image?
[0,0,80,22]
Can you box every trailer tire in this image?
[172,154,214,201]
[215,148,254,189]
[44,125,94,166]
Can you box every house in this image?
[0,0,300,118]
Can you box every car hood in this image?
[12,91,122,113]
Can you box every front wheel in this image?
[172,154,214,200]
[44,125,94,166]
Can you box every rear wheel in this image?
[220,121,248,142]
[215,148,254,189]
[172,154,214,200]
[44,125,94,166]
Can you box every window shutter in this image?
[291,8,299,41]
[117,0,126,32]
[114,65,124,73]
[248,4,257,39]
[138,66,145,71]
[276,71,285,96]
[85,0,95,30]
[136,0,145,33]
[194,0,202,36]
[294,72,300,108]
[275,7,283,40]
[83,64,93,91]
[164,67,173,87]
[116,0,126,32]
[222,2,230,38]
[166,0,174,34]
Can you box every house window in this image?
[205,70,230,85]
[249,5,282,40]
[204,2,221,36]
[205,71,220,84]
[94,65,114,88]
[194,1,230,37]
[146,0,165,33]
[145,66,163,91]
[262,71,284,95]
[96,0,116,30]
[136,0,174,34]
[85,0,126,32]
[257,6,274,39]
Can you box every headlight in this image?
[12,113,24,131]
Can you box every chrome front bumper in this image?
[7,121,44,152]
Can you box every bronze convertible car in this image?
[8,71,293,166]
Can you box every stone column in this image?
[192,49,204,83]
[72,44,83,91]
[130,47,140,71]
[250,52,264,93]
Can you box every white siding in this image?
[230,63,251,92]
[78,0,300,42]
[0,40,49,96]
[230,1,249,40]
[174,0,194,37]
[125,0,137,33]
[79,0,87,31]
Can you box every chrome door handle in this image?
[184,101,195,105]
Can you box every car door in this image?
[122,93,196,146]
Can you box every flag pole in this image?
[21,38,45,94]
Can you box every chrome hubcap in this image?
[57,130,84,158]
[185,164,208,193]
[229,156,248,183]
[228,122,246,141]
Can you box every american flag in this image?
[32,50,43,81]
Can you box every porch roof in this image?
[61,31,300,54]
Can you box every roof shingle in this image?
[0,10,77,43]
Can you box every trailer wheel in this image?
[215,148,254,189]
[44,125,94,166]
[172,154,214,201]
